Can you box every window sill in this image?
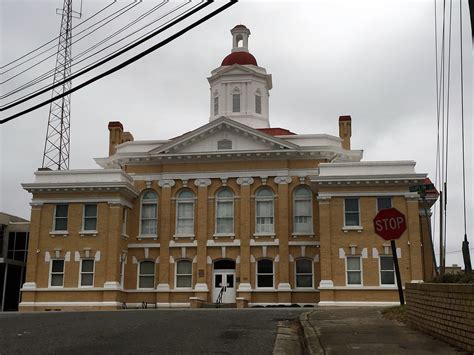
[49,231,69,237]
[137,288,155,291]
[173,287,193,292]
[79,230,98,237]
[48,286,64,289]
[345,284,363,287]
[342,226,363,233]
[253,233,276,238]
[292,232,315,238]
[213,233,235,239]
[137,234,158,241]
[173,234,195,240]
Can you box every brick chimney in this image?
[108,121,134,156]
[338,115,352,150]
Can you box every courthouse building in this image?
[20,25,436,311]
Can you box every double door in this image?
[212,270,236,304]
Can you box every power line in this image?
[0,1,117,70]
[0,0,238,124]
[1,0,183,101]
[0,1,207,112]
[0,1,140,82]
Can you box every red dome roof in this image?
[221,51,257,66]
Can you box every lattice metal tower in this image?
[42,0,75,170]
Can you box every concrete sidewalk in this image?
[300,307,467,355]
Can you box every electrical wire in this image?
[0,0,237,124]
[0,1,117,70]
[1,0,185,101]
[0,1,140,82]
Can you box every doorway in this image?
[212,259,236,303]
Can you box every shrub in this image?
[429,273,474,283]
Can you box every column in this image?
[236,177,253,294]
[104,202,122,289]
[406,195,424,282]
[317,195,334,303]
[157,179,174,294]
[194,178,212,297]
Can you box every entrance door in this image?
[212,259,236,304]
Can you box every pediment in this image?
[149,117,297,155]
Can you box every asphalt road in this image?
[0,308,306,355]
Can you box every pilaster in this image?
[406,195,424,282]
[274,176,291,293]
[157,179,174,293]
[104,202,122,285]
[194,178,211,295]
[317,195,334,301]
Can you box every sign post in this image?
[373,208,407,305]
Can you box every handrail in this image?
[216,286,226,305]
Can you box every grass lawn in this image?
[382,305,407,323]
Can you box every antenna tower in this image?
[42,0,81,170]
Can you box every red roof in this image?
[257,128,296,136]
[221,51,257,66]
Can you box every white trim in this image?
[293,186,314,235]
[155,302,190,308]
[294,257,314,289]
[169,240,197,248]
[128,243,161,248]
[175,189,195,236]
[215,188,235,235]
[318,286,403,290]
[318,301,400,307]
[345,255,363,286]
[256,258,275,289]
[32,198,134,208]
[19,301,122,307]
[343,197,360,228]
[175,259,193,289]
[379,255,396,286]
[255,187,275,234]
[250,238,279,246]
[82,203,98,232]
[137,260,155,290]
[288,241,320,246]
[139,189,158,237]
[49,258,65,288]
[319,191,419,198]
[207,239,241,247]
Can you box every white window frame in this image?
[255,188,275,235]
[232,93,240,112]
[213,96,219,116]
[215,188,234,236]
[255,94,262,114]
[139,190,158,237]
[175,190,195,237]
[137,260,155,290]
[293,186,313,235]
[376,197,392,212]
[175,259,193,289]
[122,207,128,237]
[294,258,314,289]
[53,204,68,232]
[119,258,125,287]
[379,255,396,286]
[79,258,95,288]
[256,258,274,289]
[82,204,98,232]
[343,198,361,227]
[49,259,65,288]
[345,256,363,286]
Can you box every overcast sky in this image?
[0,0,472,267]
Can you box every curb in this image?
[299,311,325,355]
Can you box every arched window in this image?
[255,187,274,234]
[215,188,234,234]
[138,260,155,289]
[257,259,274,288]
[176,260,192,288]
[295,259,313,288]
[293,186,313,234]
[140,190,158,235]
[176,189,195,235]
[255,90,262,114]
[232,88,240,113]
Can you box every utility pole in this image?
[42,0,81,170]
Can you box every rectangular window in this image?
[176,260,192,288]
[255,95,262,114]
[377,197,392,211]
[257,259,274,288]
[7,232,28,262]
[122,208,128,236]
[380,256,395,285]
[177,202,194,235]
[54,204,68,231]
[346,256,362,285]
[232,94,240,112]
[80,259,94,287]
[296,259,313,288]
[216,200,234,234]
[50,259,65,287]
[214,96,219,116]
[83,204,97,231]
[138,261,155,289]
[256,200,274,233]
[344,198,360,226]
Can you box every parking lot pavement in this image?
[300,307,468,355]
[0,308,306,355]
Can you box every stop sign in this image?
[373,208,407,241]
